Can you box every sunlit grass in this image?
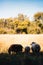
[0,35,43,53]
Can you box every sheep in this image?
[24,46,30,54]
[8,44,23,54]
[31,42,41,54]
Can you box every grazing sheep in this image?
[31,42,41,54]
[8,44,23,54]
[24,46,30,53]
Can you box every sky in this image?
[0,0,43,20]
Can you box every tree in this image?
[34,12,43,21]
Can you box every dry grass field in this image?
[0,34,43,53]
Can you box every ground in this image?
[0,52,43,65]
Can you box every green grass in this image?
[0,52,43,65]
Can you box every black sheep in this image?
[25,46,30,53]
[8,44,23,54]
